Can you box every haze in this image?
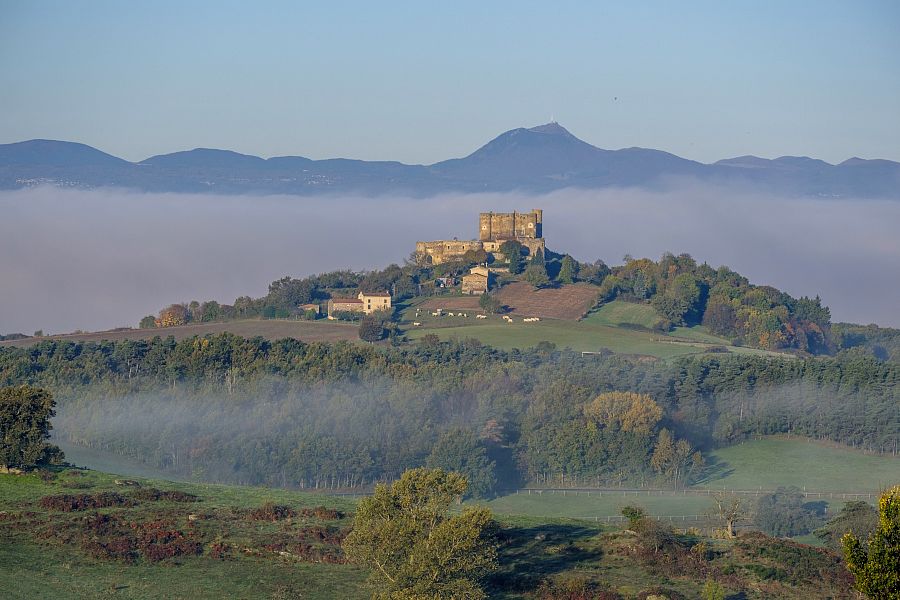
[1,185,897,334]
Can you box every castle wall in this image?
[418,208,544,265]
[416,240,484,265]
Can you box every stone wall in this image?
[415,240,484,265]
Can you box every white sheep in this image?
[413,322,421,326]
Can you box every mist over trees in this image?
[0,334,896,492]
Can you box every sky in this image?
[1,1,899,164]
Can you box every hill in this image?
[0,319,359,349]
[0,466,864,599]
[3,123,899,197]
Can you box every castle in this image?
[416,209,545,265]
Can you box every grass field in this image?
[583,300,665,329]
[0,319,360,348]
[403,313,778,359]
[699,436,900,492]
[405,318,708,358]
[481,437,898,523]
[402,296,782,359]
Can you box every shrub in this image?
[40,492,133,512]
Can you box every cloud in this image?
[1,184,898,334]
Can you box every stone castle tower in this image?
[416,209,545,265]
[478,209,543,241]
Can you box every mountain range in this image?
[2,123,898,198]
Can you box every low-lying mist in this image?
[1,183,898,333]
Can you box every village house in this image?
[327,291,391,318]
[461,266,492,295]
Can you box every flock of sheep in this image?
[410,307,540,327]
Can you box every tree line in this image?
[0,334,896,495]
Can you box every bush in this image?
[130,488,199,503]
[754,486,825,537]
[40,492,133,512]
[247,501,296,521]
[359,315,385,342]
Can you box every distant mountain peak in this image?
[527,122,576,138]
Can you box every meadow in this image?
[401,298,789,359]
[481,437,899,522]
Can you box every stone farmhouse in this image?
[460,266,509,295]
[327,291,391,319]
[416,209,546,265]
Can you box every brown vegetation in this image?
[40,492,133,512]
[495,282,599,320]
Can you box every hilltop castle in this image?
[416,209,546,265]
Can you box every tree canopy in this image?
[842,485,900,600]
[0,385,64,469]
[342,468,497,599]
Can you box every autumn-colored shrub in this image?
[40,492,133,512]
[534,576,623,599]
[247,501,296,521]
[299,505,343,520]
[130,488,198,503]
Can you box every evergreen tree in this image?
[558,255,577,284]
[0,385,64,469]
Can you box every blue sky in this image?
[1,1,898,164]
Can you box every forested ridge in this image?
[1,335,896,493]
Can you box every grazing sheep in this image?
[413,322,421,326]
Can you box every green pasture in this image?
[700,436,900,492]
[583,301,664,329]
[482,437,897,521]
[404,315,777,359]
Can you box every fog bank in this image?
[1,184,898,333]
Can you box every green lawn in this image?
[480,437,898,522]
[402,298,787,359]
[700,436,900,492]
[405,318,710,358]
[482,490,716,520]
[583,301,664,329]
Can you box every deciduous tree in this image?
[426,429,497,499]
[842,485,900,599]
[342,468,498,599]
